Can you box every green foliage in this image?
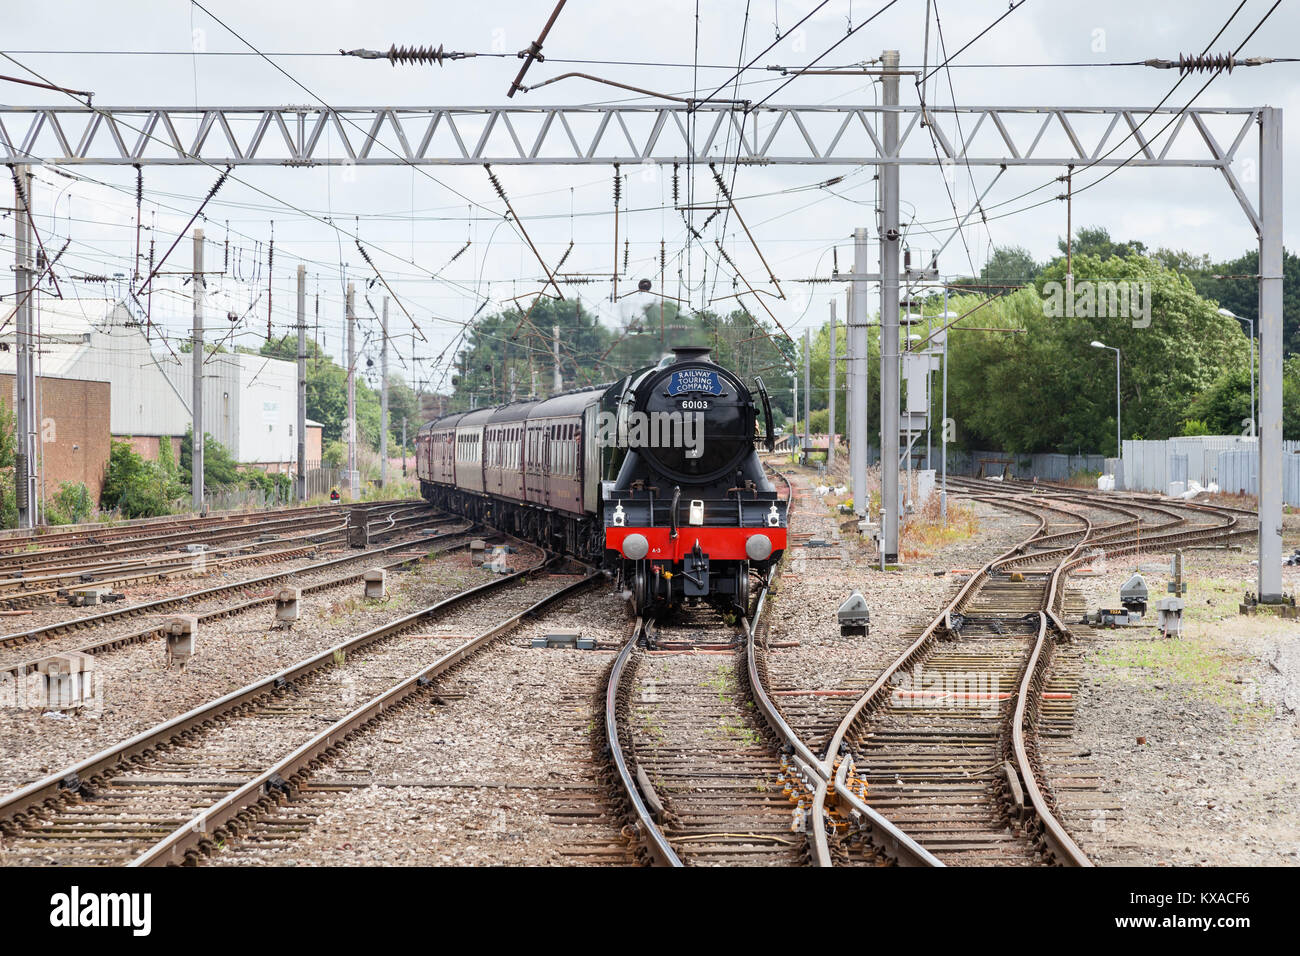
[100,441,179,518]
[46,482,94,525]
[178,427,290,500]
[1181,368,1252,436]
[1180,418,1212,437]
[1176,248,1300,355]
[322,440,346,468]
[941,252,1247,455]
[442,295,794,416]
[1058,226,1148,261]
[0,399,15,528]
[952,244,1042,289]
[180,427,241,488]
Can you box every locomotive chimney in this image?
[670,345,713,364]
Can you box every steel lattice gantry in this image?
[0,101,1286,600]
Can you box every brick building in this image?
[0,372,111,500]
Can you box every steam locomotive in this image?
[415,345,788,613]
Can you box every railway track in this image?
[0,519,474,681]
[205,574,632,867]
[0,546,593,866]
[0,501,363,555]
[792,482,1253,867]
[0,502,430,607]
[0,510,453,657]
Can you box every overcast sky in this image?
[4,0,1297,392]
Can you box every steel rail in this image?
[812,484,1249,865]
[604,618,683,867]
[0,500,373,553]
[808,495,1064,863]
[742,568,941,867]
[132,564,601,866]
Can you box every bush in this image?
[322,440,346,468]
[46,482,93,525]
[100,441,179,518]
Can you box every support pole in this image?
[296,265,307,502]
[941,285,949,522]
[850,229,870,522]
[828,299,837,467]
[13,165,34,528]
[803,327,811,463]
[552,324,562,393]
[1257,106,1283,602]
[380,296,389,488]
[346,282,358,500]
[402,416,408,477]
[879,49,901,562]
[191,228,204,514]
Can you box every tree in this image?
[1057,226,1147,262]
[1181,367,1252,436]
[940,252,1248,455]
[1182,248,1300,356]
[180,428,243,490]
[46,482,93,525]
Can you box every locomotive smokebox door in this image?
[838,591,871,637]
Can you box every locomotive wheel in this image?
[632,561,650,612]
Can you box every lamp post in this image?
[1218,307,1256,437]
[1091,341,1121,457]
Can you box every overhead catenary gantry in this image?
[1,98,1285,602]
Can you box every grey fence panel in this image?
[1217,450,1257,495]
[1169,454,1188,487]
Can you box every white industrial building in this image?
[0,297,301,468]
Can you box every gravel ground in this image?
[0,544,495,792]
[208,584,632,866]
[1044,528,1300,866]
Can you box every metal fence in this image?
[1123,436,1257,493]
[202,485,294,512]
[941,449,1104,480]
[1217,449,1300,504]
[1122,436,1300,503]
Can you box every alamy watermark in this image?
[1042,279,1151,328]
[594,410,705,457]
[1,653,103,715]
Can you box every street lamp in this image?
[1218,307,1256,437]
[1091,341,1121,457]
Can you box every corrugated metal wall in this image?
[1123,436,1261,493]
[1123,436,1300,503]
[940,450,1104,480]
[1217,449,1300,504]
